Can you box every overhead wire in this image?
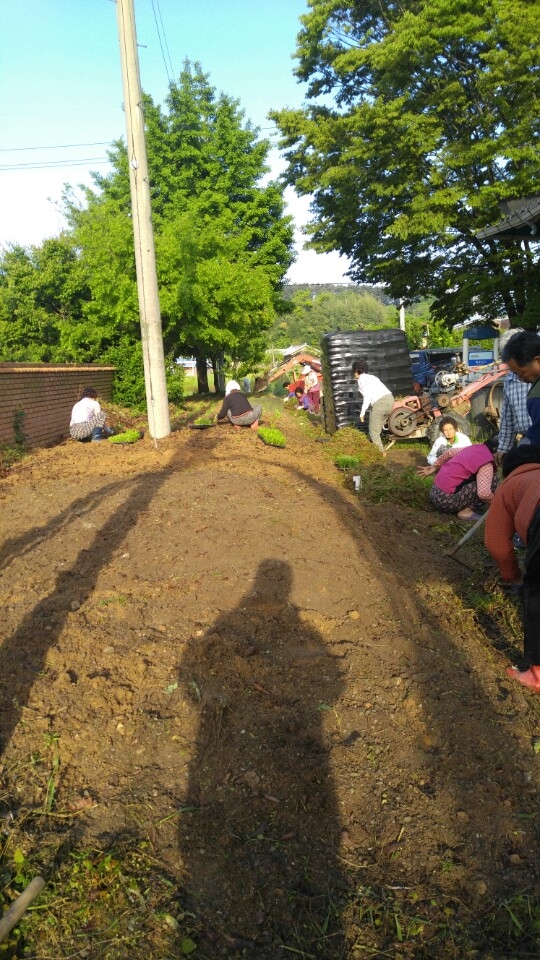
[0,157,110,172]
[151,0,175,85]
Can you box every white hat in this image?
[225,380,241,395]
[301,365,311,375]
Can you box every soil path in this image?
[1,413,539,957]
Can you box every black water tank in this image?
[321,329,413,434]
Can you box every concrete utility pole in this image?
[116,0,170,439]
[399,298,406,332]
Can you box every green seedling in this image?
[334,454,361,470]
[109,429,142,444]
[257,426,286,448]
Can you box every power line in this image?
[0,141,113,153]
[151,0,175,85]
[0,157,110,172]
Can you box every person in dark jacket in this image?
[216,381,262,429]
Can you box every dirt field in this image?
[1,401,540,959]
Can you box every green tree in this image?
[267,287,394,347]
[0,238,89,361]
[64,62,294,394]
[271,0,540,329]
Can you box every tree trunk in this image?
[195,353,209,394]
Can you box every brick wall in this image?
[0,364,115,449]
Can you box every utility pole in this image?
[399,298,406,332]
[116,0,170,439]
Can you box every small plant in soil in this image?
[193,416,214,426]
[109,429,143,444]
[257,426,286,447]
[334,454,361,471]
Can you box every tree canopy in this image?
[271,0,540,329]
[65,63,294,380]
[0,62,294,403]
[267,286,396,347]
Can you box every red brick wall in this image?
[0,364,115,449]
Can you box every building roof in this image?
[477,196,540,241]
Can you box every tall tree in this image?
[64,62,294,390]
[272,0,540,328]
[0,238,89,361]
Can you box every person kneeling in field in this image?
[485,445,540,692]
[216,381,262,429]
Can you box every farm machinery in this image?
[384,362,507,448]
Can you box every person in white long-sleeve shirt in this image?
[426,415,472,465]
[352,358,394,454]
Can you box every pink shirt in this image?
[434,444,495,495]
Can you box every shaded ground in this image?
[1,401,540,958]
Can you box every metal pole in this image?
[116,0,170,440]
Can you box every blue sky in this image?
[0,0,350,283]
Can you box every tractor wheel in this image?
[427,411,471,445]
[388,407,420,437]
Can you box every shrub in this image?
[257,427,286,448]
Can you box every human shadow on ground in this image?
[177,559,347,959]
[0,432,219,755]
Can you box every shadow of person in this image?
[177,559,347,958]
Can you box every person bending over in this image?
[417,436,499,521]
[485,445,540,692]
[352,358,394,454]
[216,380,262,429]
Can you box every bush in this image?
[257,427,286,448]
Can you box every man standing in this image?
[496,329,531,465]
[501,331,540,446]
[352,358,394,454]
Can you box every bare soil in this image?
[1,404,540,958]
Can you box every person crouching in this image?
[217,381,262,429]
[70,386,114,443]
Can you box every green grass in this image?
[359,464,434,508]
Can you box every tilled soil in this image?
[1,410,540,958]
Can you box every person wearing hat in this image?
[302,365,321,413]
[216,381,262,429]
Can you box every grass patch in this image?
[257,426,286,448]
[359,464,434,508]
[334,454,361,471]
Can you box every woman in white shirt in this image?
[70,386,113,442]
[426,415,471,465]
[352,358,394,453]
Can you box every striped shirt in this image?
[497,372,531,454]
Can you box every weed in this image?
[43,732,60,813]
[13,409,27,447]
